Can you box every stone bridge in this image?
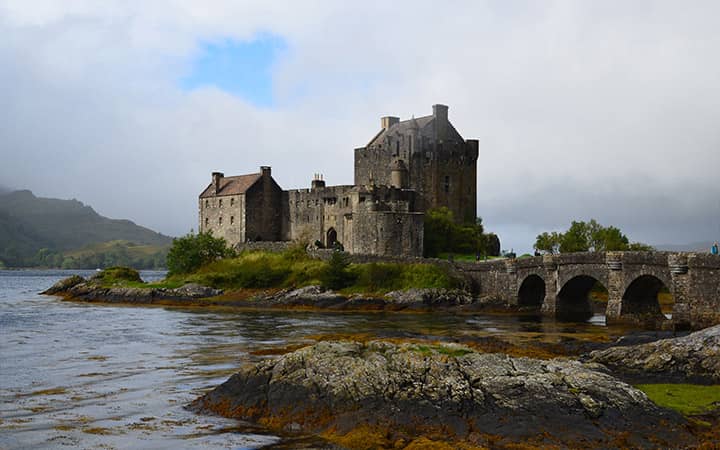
[453,252,720,330]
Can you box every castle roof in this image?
[366,114,462,147]
[199,173,262,198]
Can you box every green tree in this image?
[166,231,235,275]
[559,221,590,253]
[320,251,355,290]
[534,232,562,254]
[535,219,654,254]
[423,208,490,257]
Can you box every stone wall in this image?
[199,194,247,245]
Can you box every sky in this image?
[1,0,719,253]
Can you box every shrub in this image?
[166,231,235,275]
[94,266,142,285]
[320,251,355,290]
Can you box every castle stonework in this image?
[199,104,477,257]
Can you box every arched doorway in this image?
[621,275,671,322]
[556,275,607,322]
[518,275,545,308]
[326,228,338,249]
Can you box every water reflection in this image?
[0,270,634,449]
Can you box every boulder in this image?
[589,324,720,382]
[193,340,689,448]
[41,275,85,295]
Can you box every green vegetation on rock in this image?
[93,267,143,286]
[636,384,720,416]
[164,248,460,295]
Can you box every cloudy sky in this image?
[1,0,719,253]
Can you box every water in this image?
[0,270,634,449]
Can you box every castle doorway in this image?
[326,228,337,248]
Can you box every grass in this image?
[636,384,720,416]
[94,249,462,296]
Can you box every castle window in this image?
[359,197,366,203]
[219,199,223,208]
[230,198,234,207]
[408,136,412,152]
[218,217,222,225]
[444,176,450,193]
[205,200,209,208]
[230,216,234,225]
[395,140,400,156]
[205,217,209,227]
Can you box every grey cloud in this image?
[1,1,719,253]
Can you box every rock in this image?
[41,275,86,295]
[193,340,689,448]
[384,288,473,307]
[588,324,720,382]
[42,277,223,303]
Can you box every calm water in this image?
[0,270,633,449]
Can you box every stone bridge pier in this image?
[457,251,720,330]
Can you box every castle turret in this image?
[389,159,409,189]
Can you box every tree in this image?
[320,251,355,290]
[534,232,562,254]
[166,231,235,275]
[534,219,654,254]
[423,208,492,257]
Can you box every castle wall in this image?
[198,194,246,245]
[285,185,355,247]
[244,175,283,242]
[348,211,424,257]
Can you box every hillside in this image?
[0,190,172,268]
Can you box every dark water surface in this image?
[0,270,634,449]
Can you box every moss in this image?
[412,344,473,358]
[635,384,720,416]
[94,266,142,286]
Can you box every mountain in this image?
[0,190,172,268]
[655,241,716,252]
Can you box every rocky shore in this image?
[192,340,694,449]
[589,324,720,383]
[42,275,497,312]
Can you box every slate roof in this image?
[366,114,462,147]
[199,173,262,198]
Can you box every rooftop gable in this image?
[199,173,262,198]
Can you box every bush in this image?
[320,251,355,290]
[166,231,235,275]
[94,266,142,285]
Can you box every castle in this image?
[199,104,478,257]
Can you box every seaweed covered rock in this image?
[193,340,690,448]
[41,275,85,295]
[589,324,720,382]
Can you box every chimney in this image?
[212,172,224,194]
[432,104,448,139]
[311,173,326,190]
[381,116,400,129]
[260,166,271,177]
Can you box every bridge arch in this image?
[556,275,608,322]
[518,274,545,308]
[621,274,672,322]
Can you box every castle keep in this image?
[199,104,478,257]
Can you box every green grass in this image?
[413,344,473,357]
[98,250,463,295]
[636,384,720,416]
[437,252,502,261]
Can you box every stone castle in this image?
[199,104,478,257]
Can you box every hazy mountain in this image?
[0,190,172,267]
[655,242,717,252]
